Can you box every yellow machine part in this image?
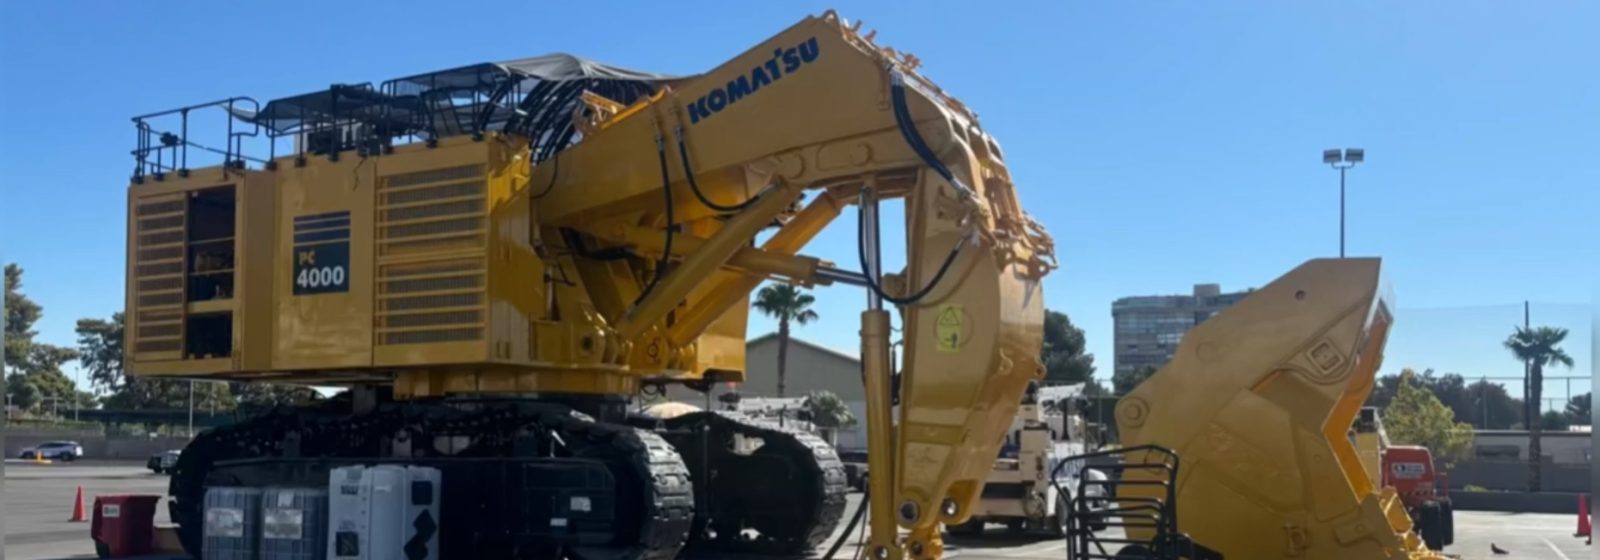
[1352,407,1387,488]
[123,12,1055,558]
[1117,258,1444,559]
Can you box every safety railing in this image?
[130,98,262,182]
[1050,445,1223,560]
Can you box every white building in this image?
[1471,429,1591,464]
[670,334,868,450]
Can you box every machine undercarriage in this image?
[169,395,846,559]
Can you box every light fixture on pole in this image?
[1323,148,1364,258]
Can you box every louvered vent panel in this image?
[132,196,185,355]
[375,164,488,346]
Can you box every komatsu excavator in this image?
[123,10,1453,560]
[125,11,1053,560]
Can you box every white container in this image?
[327,465,441,560]
[261,486,329,560]
[204,487,263,560]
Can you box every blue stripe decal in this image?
[293,229,351,244]
[294,217,351,231]
[294,210,350,223]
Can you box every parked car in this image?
[147,449,181,474]
[18,441,83,461]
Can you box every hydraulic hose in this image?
[634,136,676,306]
[673,127,761,213]
[888,71,969,195]
[856,203,968,306]
[852,69,973,306]
[532,150,560,199]
[823,486,871,560]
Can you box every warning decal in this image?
[935,304,971,352]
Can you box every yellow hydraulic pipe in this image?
[861,308,902,560]
[665,189,844,346]
[592,226,824,283]
[614,180,804,340]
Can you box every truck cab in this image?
[1352,406,1455,551]
[946,383,1103,536]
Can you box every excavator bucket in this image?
[1116,258,1444,559]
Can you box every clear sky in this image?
[1,1,1593,408]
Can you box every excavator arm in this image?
[539,12,1054,558]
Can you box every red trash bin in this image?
[90,494,162,558]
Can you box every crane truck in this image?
[125,11,1056,560]
[1353,406,1456,551]
[946,383,1105,538]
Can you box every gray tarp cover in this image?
[496,53,681,82]
[243,54,679,130]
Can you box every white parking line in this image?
[1543,537,1572,560]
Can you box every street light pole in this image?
[1322,148,1364,258]
[1339,166,1347,258]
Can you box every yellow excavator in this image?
[123,10,1449,560]
[126,11,1051,560]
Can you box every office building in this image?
[1112,283,1251,376]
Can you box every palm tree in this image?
[752,282,819,399]
[1504,325,1574,491]
[802,390,858,446]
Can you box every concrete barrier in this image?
[1447,459,1590,493]
[3,427,191,460]
[1451,491,1584,514]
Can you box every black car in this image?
[147,449,181,474]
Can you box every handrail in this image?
[131,97,261,181]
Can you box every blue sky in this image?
[1,1,1593,409]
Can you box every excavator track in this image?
[169,399,693,560]
[640,410,848,557]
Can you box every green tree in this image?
[76,312,232,411]
[1466,379,1524,429]
[1368,368,1445,410]
[1540,410,1571,431]
[76,313,124,391]
[800,390,856,446]
[3,265,88,414]
[7,377,42,411]
[751,282,818,399]
[801,390,857,429]
[1504,325,1573,492]
[1042,310,1096,385]
[232,383,321,410]
[1113,365,1159,395]
[1567,393,1591,425]
[1368,369,1524,429]
[5,264,43,372]
[1384,372,1474,461]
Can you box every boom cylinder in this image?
[861,308,900,560]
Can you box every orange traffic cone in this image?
[69,486,87,522]
[1576,494,1591,539]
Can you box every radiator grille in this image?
[131,195,186,357]
[376,257,486,344]
[375,163,487,347]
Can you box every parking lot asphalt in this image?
[2,463,1589,559]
